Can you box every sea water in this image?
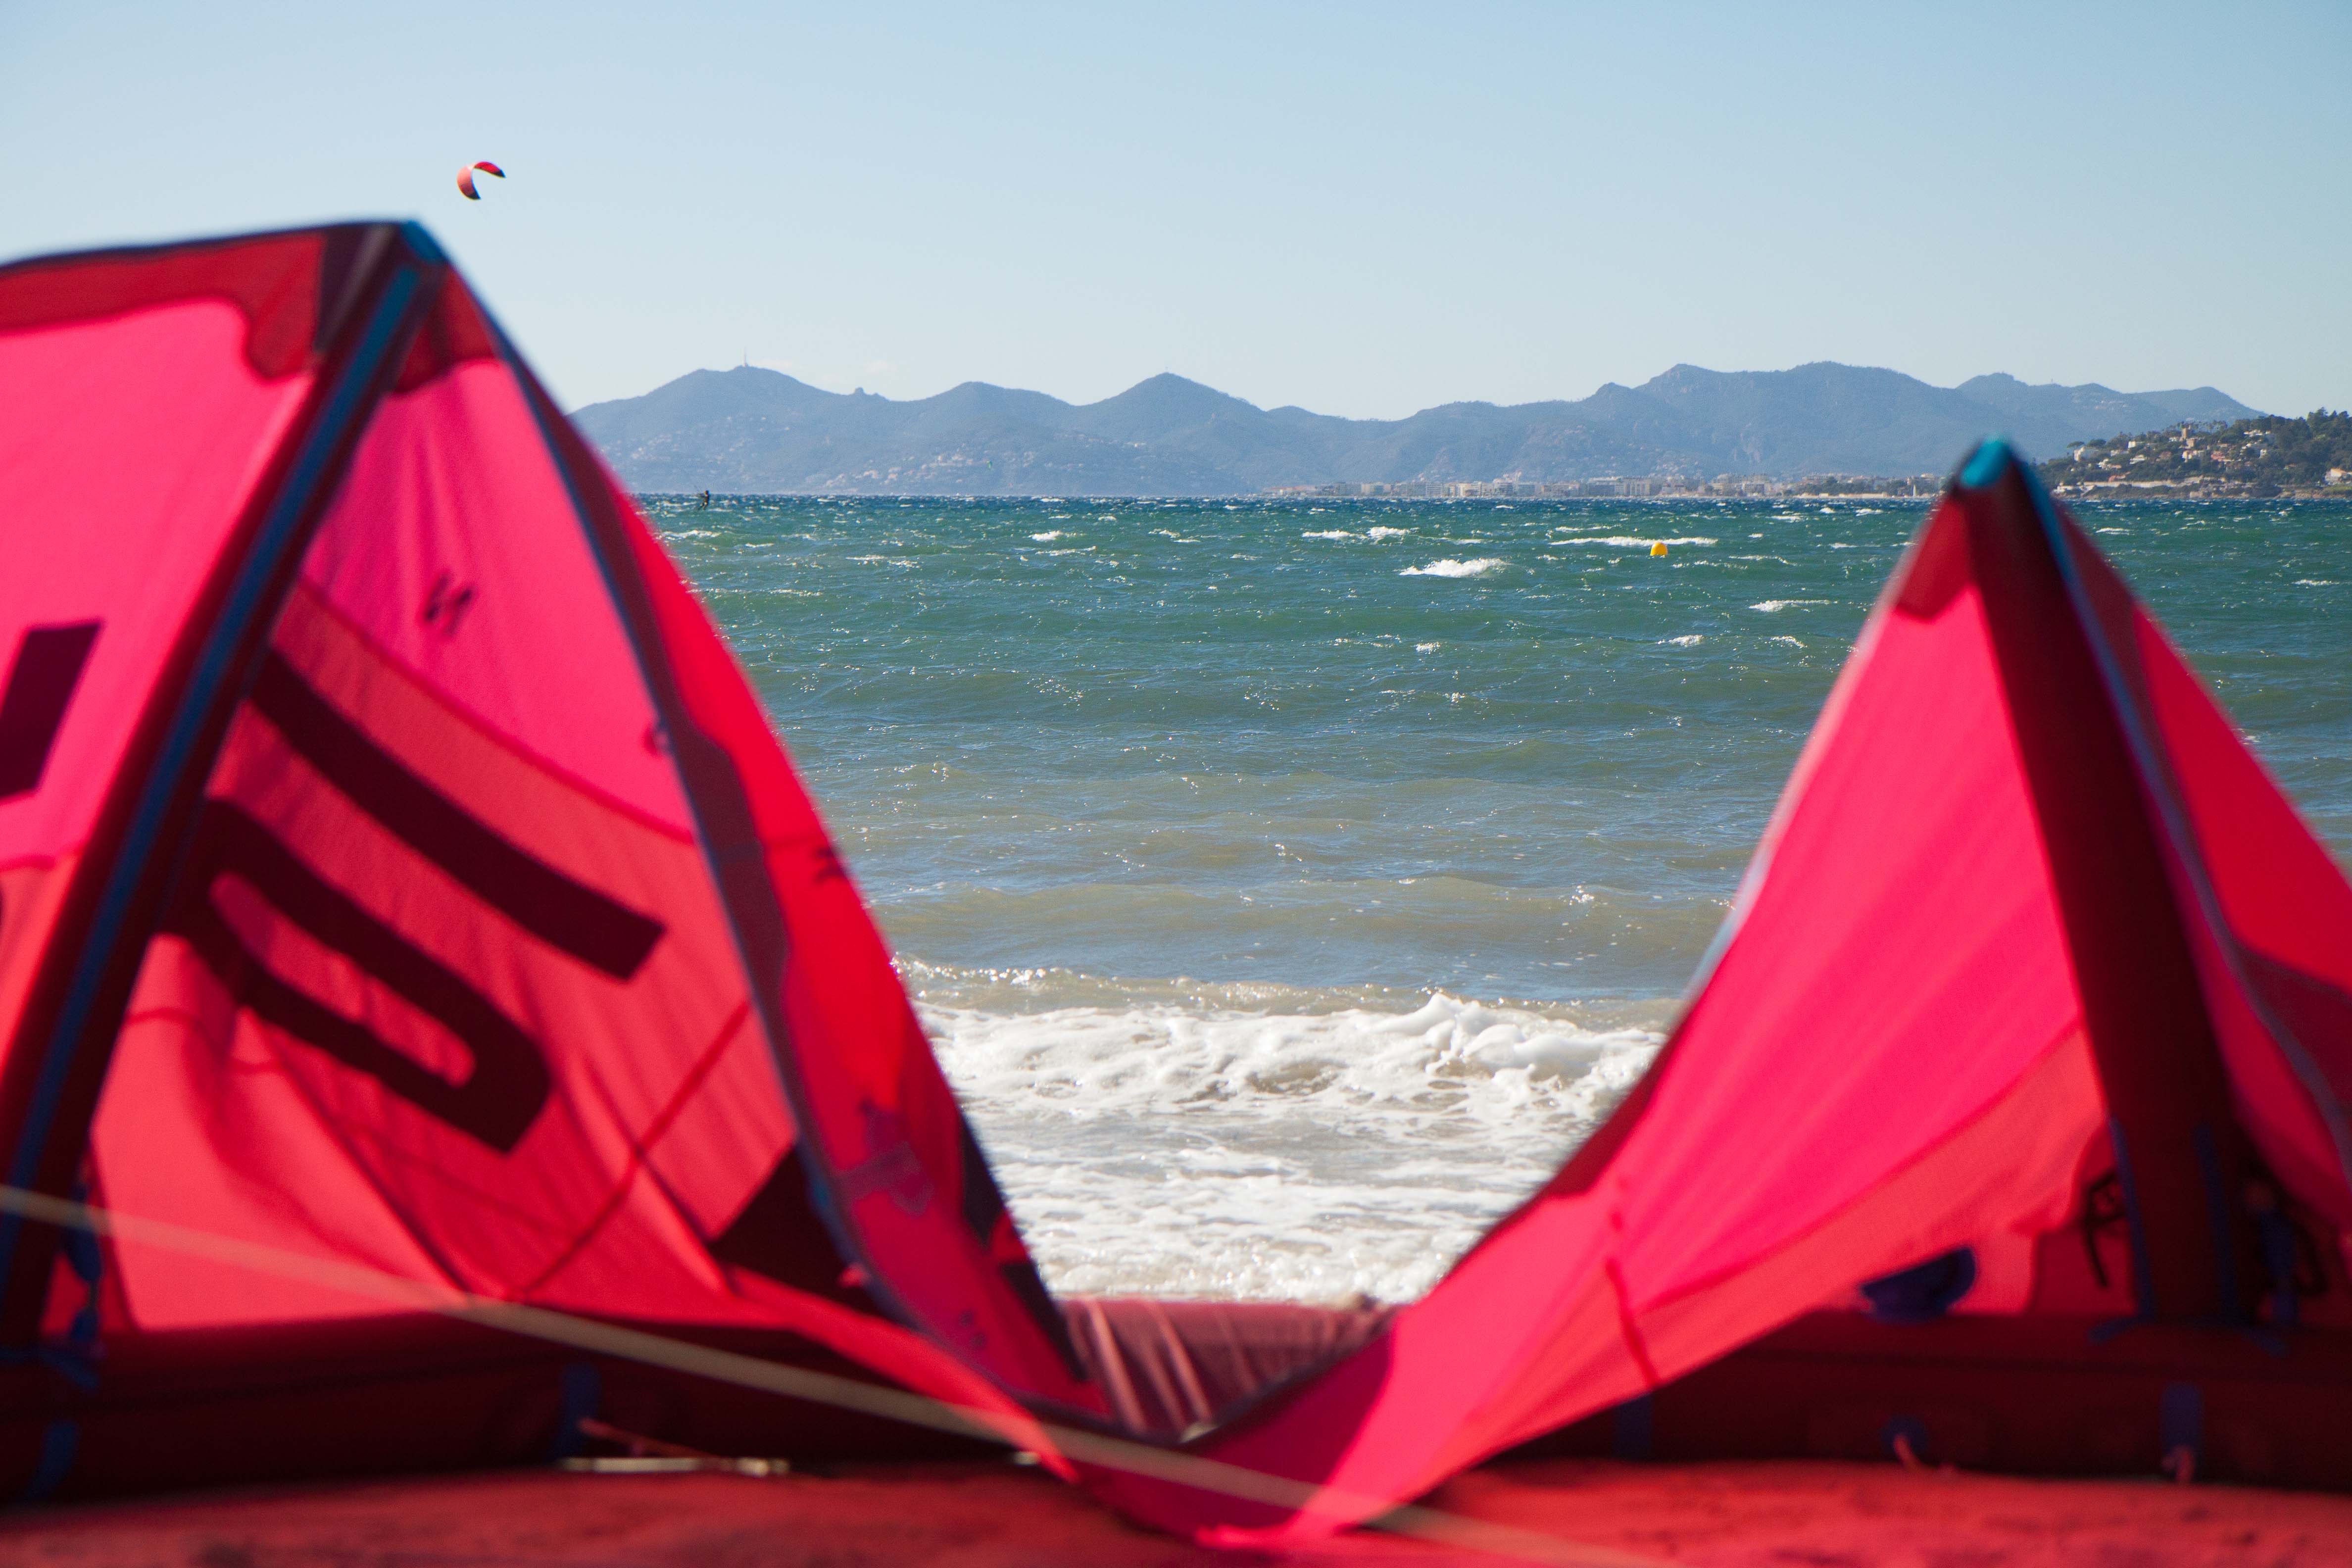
[647,495,2352,1303]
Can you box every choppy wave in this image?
[915,973,1665,1301]
[1400,557,1507,578]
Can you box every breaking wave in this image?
[919,978,1663,1302]
[1399,557,1507,579]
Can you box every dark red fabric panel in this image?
[0,228,391,381]
[1958,469,2257,1323]
[2087,556,2352,1225]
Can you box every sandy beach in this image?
[5,1460,2349,1568]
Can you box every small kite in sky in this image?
[457,161,505,200]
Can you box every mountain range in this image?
[572,362,2258,496]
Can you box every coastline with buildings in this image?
[1265,473,1943,500]
[1272,410,2352,503]
[2040,410,2352,500]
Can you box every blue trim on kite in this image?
[1609,1394,1654,1461]
[481,317,922,1346]
[547,1362,602,1461]
[396,220,448,267]
[1958,437,2014,490]
[12,1419,78,1503]
[2159,1381,2203,1467]
[1860,1246,1978,1323]
[2193,1123,2247,1325]
[0,255,430,1292]
[2107,1116,2159,1323]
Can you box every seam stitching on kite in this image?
[516,999,755,1296]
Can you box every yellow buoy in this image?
[1650,541,1668,557]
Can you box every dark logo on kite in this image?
[835,1105,933,1215]
[161,651,665,1152]
[419,571,477,638]
[0,621,100,801]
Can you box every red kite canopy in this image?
[456,162,504,200]
[0,223,2348,1540]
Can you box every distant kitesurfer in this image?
[456,161,505,200]
[696,490,712,511]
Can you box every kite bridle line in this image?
[0,1184,1666,1568]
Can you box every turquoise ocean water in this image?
[648,495,2352,1302]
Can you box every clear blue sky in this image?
[5,2,2347,421]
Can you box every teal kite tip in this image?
[1958,439,2015,490]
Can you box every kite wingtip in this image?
[1958,437,2018,491]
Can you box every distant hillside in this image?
[573,363,2259,495]
[2039,408,2352,497]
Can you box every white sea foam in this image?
[1663,634,1705,646]
[1030,531,1067,541]
[1365,526,1413,540]
[1302,530,1356,540]
[1400,558,1507,578]
[1750,598,1829,612]
[925,990,1662,1302]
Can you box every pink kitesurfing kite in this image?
[0,221,2347,1539]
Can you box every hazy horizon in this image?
[6,2,2346,420]
[581,358,2267,419]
